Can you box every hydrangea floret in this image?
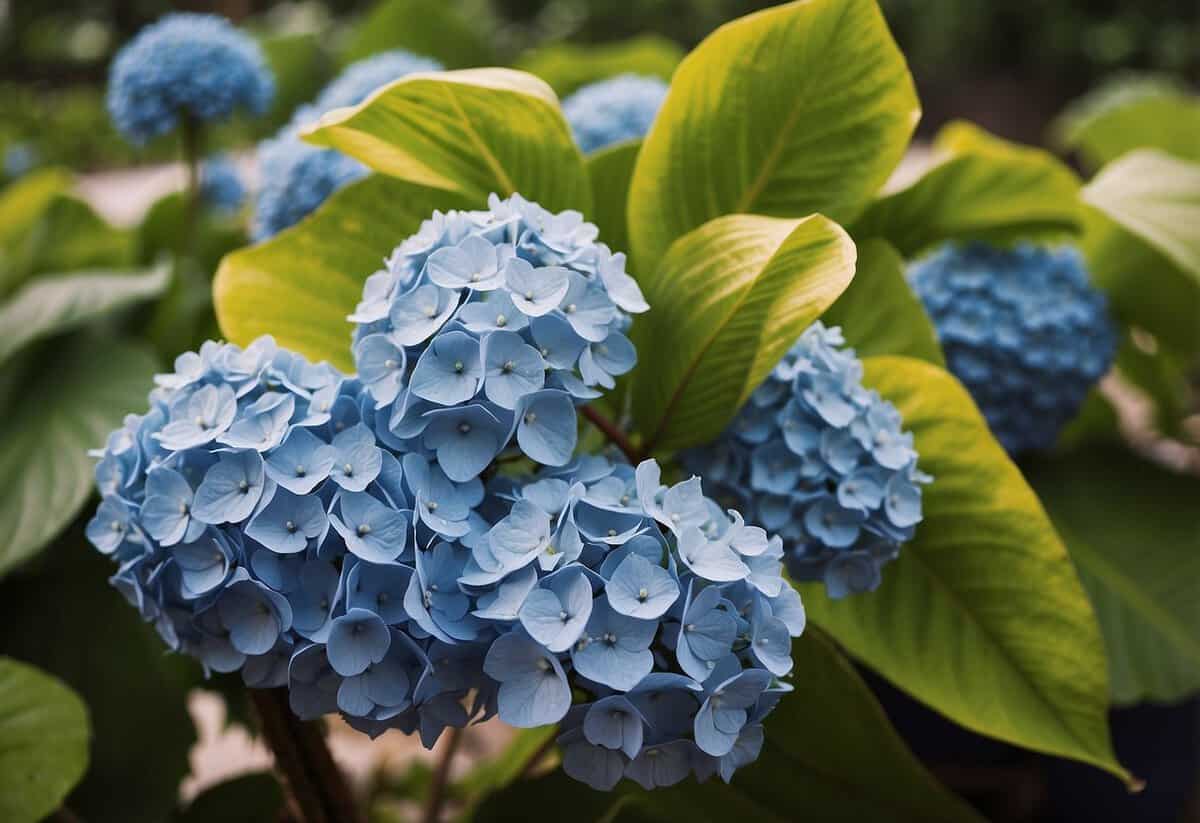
[254,50,442,239]
[562,74,669,153]
[85,336,503,745]
[349,193,648,484]
[682,323,929,599]
[909,243,1117,454]
[483,455,805,790]
[107,13,273,144]
[200,155,246,212]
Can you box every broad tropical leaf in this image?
[215,175,476,371]
[586,140,641,255]
[305,68,590,214]
[631,214,856,451]
[0,658,89,823]
[801,356,1130,783]
[1026,448,1200,704]
[627,0,919,274]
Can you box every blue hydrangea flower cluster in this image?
[909,243,1117,454]
[348,193,648,484]
[85,337,802,784]
[3,143,36,178]
[107,13,273,144]
[483,456,804,790]
[200,155,246,212]
[681,323,929,599]
[561,74,669,153]
[254,50,442,239]
[84,336,505,745]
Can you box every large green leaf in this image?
[0,335,158,578]
[626,0,919,274]
[1115,335,1194,440]
[0,167,73,293]
[0,658,90,823]
[341,0,497,69]
[850,122,1081,257]
[820,238,944,365]
[475,631,982,822]
[515,35,684,96]
[215,175,475,371]
[0,264,168,365]
[1026,448,1200,705]
[304,68,591,214]
[0,545,200,823]
[801,356,1129,783]
[586,140,641,256]
[1080,207,1200,358]
[631,214,856,452]
[1051,75,1200,171]
[1082,149,1200,283]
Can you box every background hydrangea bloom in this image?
[682,322,929,599]
[481,455,805,790]
[254,50,442,239]
[909,243,1117,454]
[349,193,648,484]
[106,13,273,144]
[200,155,245,212]
[562,74,669,153]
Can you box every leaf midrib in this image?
[439,83,517,197]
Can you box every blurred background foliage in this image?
[2,0,1197,168]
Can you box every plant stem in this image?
[249,688,362,823]
[421,725,464,823]
[582,405,641,463]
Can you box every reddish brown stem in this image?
[582,405,641,463]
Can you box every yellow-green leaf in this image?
[631,214,855,452]
[627,0,919,274]
[215,175,475,371]
[304,68,591,214]
[801,356,1130,784]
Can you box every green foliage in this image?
[0,545,200,823]
[1026,448,1200,705]
[851,121,1082,257]
[802,356,1129,783]
[215,175,475,371]
[173,773,284,823]
[1052,75,1200,172]
[1080,207,1200,360]
[0,335,158,579]
[631,214,856,452]
[476,631,983,822]
[0,657,90,823]
[259,32,331,133]
[1115,335,1194,440]
[626,0,919,274]
[342,0,497,69]
[0,264,168,365]
[820,238,944,365]
[305,68,591,214]
[515,35,684,96]
[1082,149,1200,283]
[586,140,641,256]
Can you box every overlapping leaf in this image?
[627,0,919,274]
[631,214,856,451]
[1026,448,1200,704]
[586,140,641,256]
[215,175,475,371]
[801,356,1129,783]
[304,68,590,214]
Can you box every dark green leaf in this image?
[515,35,684,96]
[0,335,158,578]
[174,773,283,823]
[341,0,497,69]
[586,140,640,256]
[1026,448,1200,704]
[0,657,90,823]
